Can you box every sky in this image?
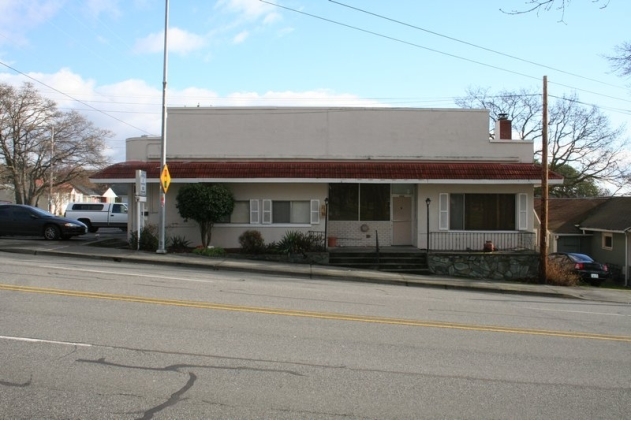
[0,0,630,165]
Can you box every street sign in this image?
[135,170,147,197]
[160,164,171,193]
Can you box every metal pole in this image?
[157,0,169,254]
[49,127,54,213]
[426,198,431,253]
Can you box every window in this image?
[239,200,317,225]
[72,204,103,211]
[602,232,613,250]
[329,184,359,221]
[447,193,516,230]
[329,184,390,221]
[266,200,311,224]
[217,200,249,223]
[112,204,127,214]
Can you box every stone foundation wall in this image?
[429,252,539,281]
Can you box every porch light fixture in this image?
[425,198,431,253]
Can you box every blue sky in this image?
[0,0,629,164]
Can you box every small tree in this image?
[175,183,234,248]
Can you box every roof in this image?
[535,197,631,234]
[90,161,563,184]
[579,197,631,232]
[534,197,609,234]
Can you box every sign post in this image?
[135,170,147,251]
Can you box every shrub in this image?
[277,230,324,255]
[238,230,266,254]
[129,224,159,252]
[192,246,226,257]
[546,260,580,286]
[167,235,191,252]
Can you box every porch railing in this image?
[429,231,537,252]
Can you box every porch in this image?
[325,231,539,281]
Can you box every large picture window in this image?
[449,194,516,230]
[329,184,390,221]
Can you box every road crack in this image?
[138,371,196,420]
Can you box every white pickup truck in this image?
[64,202,128,233]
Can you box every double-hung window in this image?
[247,199,319,225]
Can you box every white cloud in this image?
[0,0,63,47]
[219,90,388,108]
[0,68,388,163]
[133,27,206,55]
[233,31,249,44]
[216,0,280,23]
[82,0,121,20]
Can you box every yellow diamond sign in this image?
[160,164,171,193]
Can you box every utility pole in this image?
[539,76,549,284]
[157,0,169,254]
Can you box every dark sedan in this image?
[0,204,87,240]
[549,252,610,286]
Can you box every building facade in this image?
[91,107,562,250]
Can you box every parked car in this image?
[0,204,87,240]
[548,252,610,286]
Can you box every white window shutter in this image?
[262,199,272,224]
[439,193,449,230]
[249,199,260,224]
[310,200,320,224]
[518,193,528,230]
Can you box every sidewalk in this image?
[1,240,630,305]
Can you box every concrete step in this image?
[328,251,429,274]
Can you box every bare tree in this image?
[0,82,111,205]
[608,41,631,78]
[456,87,629,197]
[501,1,630,84]
[500,0,609,20]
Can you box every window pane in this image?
[273,201,290,223]
[497,194,516,230]
[464,194,515,230]
[449,194,464,230]
[329,184,359,221]
[291,201,310,224]
[360,184,390,221]
[231,201,250,223]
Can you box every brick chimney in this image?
[496,113,512,140]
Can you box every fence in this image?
[429,231,537,252]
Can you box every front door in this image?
[392,196,412,245]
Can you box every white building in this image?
[91,107,562,250]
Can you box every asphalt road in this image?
[1,252,630,419]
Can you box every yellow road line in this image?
[2,283,630,342]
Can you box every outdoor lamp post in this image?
[425,197,431,253]
[324,197,329,250]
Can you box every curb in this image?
[0,246,586,301]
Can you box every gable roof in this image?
[91,160,563,184]
[579,197,631,232]
[534,197,609,234]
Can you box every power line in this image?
[329,0,625,90]
[261,1,631,106]
[0,59,155,135]
[259,0,541,82]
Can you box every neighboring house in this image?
[535,197,631,283]
[0,187,12,204]
[90,107,562,251]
